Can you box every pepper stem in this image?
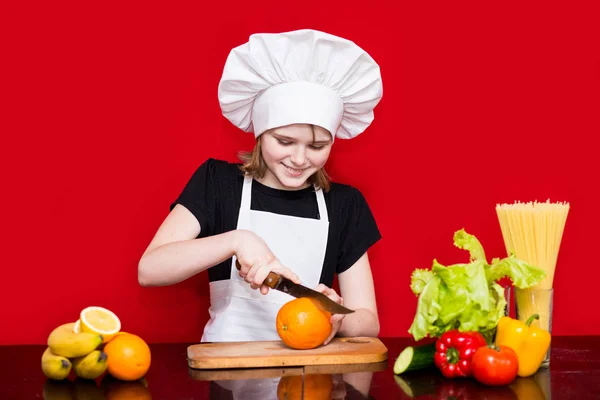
[525,314,540,327]
[447,347,459,364]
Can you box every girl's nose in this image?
[290,146,307,166]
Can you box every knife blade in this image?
[235,260,355,314]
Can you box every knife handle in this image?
[263,271,282,289]
[235,259,282,289]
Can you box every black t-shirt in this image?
[170,158,381,288]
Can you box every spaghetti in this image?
[495,200,570,338]
[495,200,570,290]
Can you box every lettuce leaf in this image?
[433,259,491,312]
[410,268,435,295]
[408,229,546,341]
[486,255,547,288]
[453,228,486,262]
[408,274,443,339]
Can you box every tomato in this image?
[471,345,519,386]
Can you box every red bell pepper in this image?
[433,330,487,378]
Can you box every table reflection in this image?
[208,373,371,400]
[42,375,151,399]
[9,337,597,399]
[34,366,554,400]
[393,367,551,399]
[188,360,553,399]
[190,361,386,399]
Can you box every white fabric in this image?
[218,29,383,141]
[201,175,329,342]
[213,378,282,400]
[252,81,344,142]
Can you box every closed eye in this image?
[276,139,292,146]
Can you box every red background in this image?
[1,1,598,345]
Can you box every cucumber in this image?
[393,342,436,375]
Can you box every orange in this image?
[276,298,332,350]
[103,333,151,381]
[277,374,333,400]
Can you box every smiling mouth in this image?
[281,163,308,174]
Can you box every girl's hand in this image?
[314,284,346,345]
[234,230,300,295]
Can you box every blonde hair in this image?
[238,126,332,192]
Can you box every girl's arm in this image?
[138,204,300,288]
[138,205,237,286]
[336,252,380,337]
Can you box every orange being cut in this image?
[103,333,151,381]
[79,306,121,343]
[276,297,332,350]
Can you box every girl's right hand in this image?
[233,229,301,295]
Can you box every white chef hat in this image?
[217,29,383,141]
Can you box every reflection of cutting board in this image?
[187,337,388,369]
[188,360,389,380]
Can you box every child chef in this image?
[138,29,384,345]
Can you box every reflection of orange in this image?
[104,333,151,381]
[276,298,332,350]
[106,382,151,400]
[101,375,151,400]
[277,374,333,400]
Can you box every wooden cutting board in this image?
[187,337,388,369]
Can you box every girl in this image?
[138,29,384,345]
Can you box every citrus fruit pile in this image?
[42,306,151,383]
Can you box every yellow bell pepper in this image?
[495,313,551,377]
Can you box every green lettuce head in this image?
[408,229,546,341]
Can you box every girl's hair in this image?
[238,125,332,192]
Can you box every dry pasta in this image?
[495,200,570,290]
[495,200,569,334]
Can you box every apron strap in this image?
[315,187,329,222]
[240,175,253,211]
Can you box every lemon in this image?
[74,319,81,333]
[79,306,121,343]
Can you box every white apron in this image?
[213,378,283,400]
[201,175,330,342]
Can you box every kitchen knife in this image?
[235,260,355,314]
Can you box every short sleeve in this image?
[170,158,218,237]
[336,188,381,274]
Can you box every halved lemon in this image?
[79,306,121,343]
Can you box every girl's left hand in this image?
[314,284,346,345]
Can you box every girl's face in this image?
[259,124,333,190]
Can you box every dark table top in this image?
[2,336,599,399]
